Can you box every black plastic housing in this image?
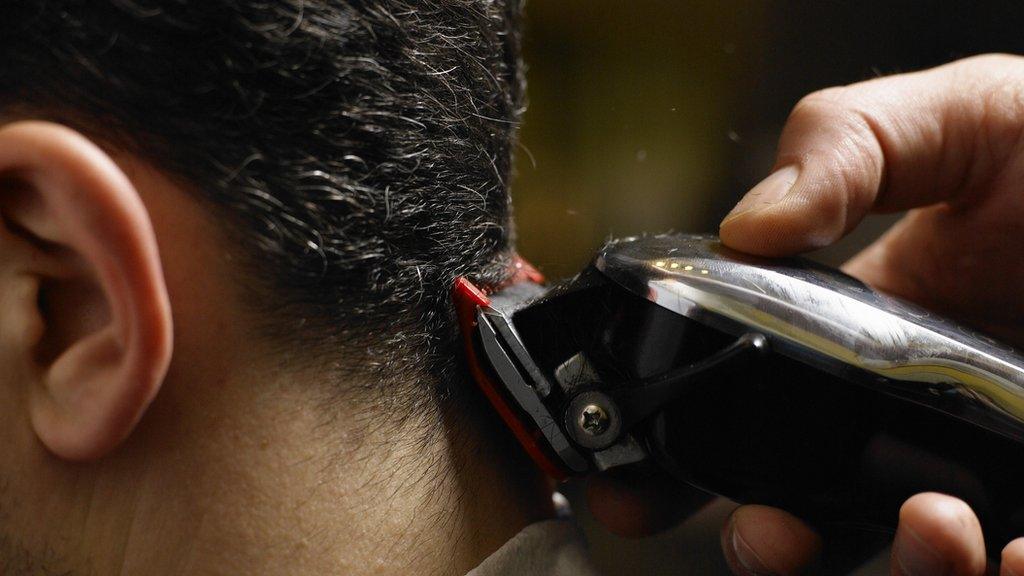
[509,265,1024,549]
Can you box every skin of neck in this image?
[0,155,553,576]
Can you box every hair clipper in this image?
[454,233,1024,547]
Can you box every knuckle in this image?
[790,88,882,159]
[824,118,883,194]
[786,87,884,226]
[954,52,1024,72]
[980,79,1024,111]
[978,77,1024,145]
[791,87,851,120]
[939,53,1024,174]
[947,53,1024,118]
[932,54,1024,195]
[790,87,880,153]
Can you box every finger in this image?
[839,187,1024,349]
[838,211,932,302]
[891,493,986,576]
[719,53,1024,256]
[1001,538,1024,576]
[720,505,821,576]
[585,470,712,537]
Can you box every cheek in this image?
[0,488,75,575]
[0,436,81,574]
[0,338,38,478]
[0,364,71,562]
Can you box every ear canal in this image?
[34,274,112,366]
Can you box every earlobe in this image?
[0,121,173,461]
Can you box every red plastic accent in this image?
[453,276,569,481]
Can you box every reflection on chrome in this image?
[596,234,1024,440]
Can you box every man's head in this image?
[0,2,547,574]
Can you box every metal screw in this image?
[579,404,610,436]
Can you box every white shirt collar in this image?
[467,519,600,576]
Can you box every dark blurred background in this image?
[512,1,1024,573]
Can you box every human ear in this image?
[0,121,172,461]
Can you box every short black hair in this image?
[1,1,525,403]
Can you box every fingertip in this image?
[1001,538,1024,576]
[719,206,812,257]
[894,493,986,576]
[719,181,844,257]
[721,505,822,576]
[720,150,877,257]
